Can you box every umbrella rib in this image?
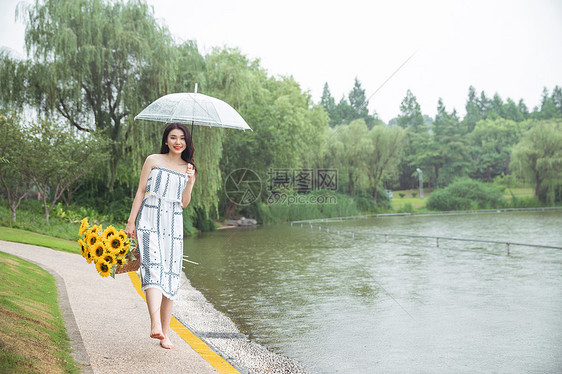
[170,94,220,127]
[168,97,186,123]
[192,95,224,127]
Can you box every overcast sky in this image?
[1,0,561,122]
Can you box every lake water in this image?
[183,210,562,373]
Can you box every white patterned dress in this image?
[136,167,187,300]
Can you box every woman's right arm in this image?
[124,155,156,239]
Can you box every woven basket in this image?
[115,246,140,274]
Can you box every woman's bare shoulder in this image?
[146,154,163,160]
[143,154,162,169]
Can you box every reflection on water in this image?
[184,211,562,373]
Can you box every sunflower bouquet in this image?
[77,217,137,278]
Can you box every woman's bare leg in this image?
[159,296,175,349]
[145,288,165,339]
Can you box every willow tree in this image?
[327,119,370,197]
[366,125,407,201]
[9,0,180,188]
[512,120,562,201]
[202,48,330,216]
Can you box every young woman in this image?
[124,123,196,349]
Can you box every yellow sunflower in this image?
[115,256,126,267]
[77,238,87,258]
[102,253,117,266]
[85,248,93,264]
[105,235,124,255]
[86,231,100,248]
[102,225,117,241]
[117,229,128,241]
[95,259,112,277]
[78,217,89,236]
[90,242,106,263]
[86,224,101,239]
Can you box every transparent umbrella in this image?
[134,89,251,131]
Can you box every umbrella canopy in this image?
[134,92,252,131]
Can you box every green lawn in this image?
[390,189,430,211]
[0,227,79,254]
[390,186,536,212]
[504,187,534,199]
[0,250,79,373]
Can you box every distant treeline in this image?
[0,0,561,230]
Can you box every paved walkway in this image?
[0,240,222,374]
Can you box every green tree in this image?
[503,98,525,122]
[327,119,370,196]
[470,118,523,181]
[0,51,29,109]
[552,85,562,116]
[0,112,32,222]
[320,82,338,127]
[334,96,354,125]
[477,91,492,118]
[536,87,559,120]
[173,41,206,92]
[24,119,107,223]
[321,79,376,127]
[397,89,425,132]
[211,48,329,216]
[488,93,506,119]
[512,120,562,200]
[396,90,433,189]
[201,48,262,218]
[428,99,456,186]
[463,86,481,133]
[427,100,470,186]
[2,0,180,188]
[366,125,407,201]
[518,99,530,119]
[348,78,369,118]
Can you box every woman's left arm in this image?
[182,165,196,209]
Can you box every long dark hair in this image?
[160,123,196,171]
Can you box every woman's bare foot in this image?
[150,329,165,340]
[160,336,175,349]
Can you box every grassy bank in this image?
[0,227,79,254]
[389,187,536,212]
[0,199,113,252]
[0,250,79,373]
[390,189,431,212]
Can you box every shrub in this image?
[256,190,360,224]
[538,183,562,204]
[493,173,523,191]
[510,196,543,208]
[426,189,470,211]
[426,178,506,211]
[399,193,405,198]
[398,203,414,213]
[354,194,377,213]
[411,192,417,198]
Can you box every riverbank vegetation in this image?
[0,250,79,373]
[1,0,561,235]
